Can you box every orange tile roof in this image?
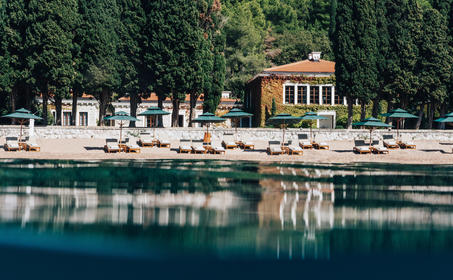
[118,93,238,103]
[264,59,335,73]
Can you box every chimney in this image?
[308,52,321,61]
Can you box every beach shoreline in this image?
[1,138,452,164]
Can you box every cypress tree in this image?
[144,0,206,127]
[80,0,122,125]
[26,0,78,125]
[418,7,452,128]
[117,0,145,127]
[383,0,422,109]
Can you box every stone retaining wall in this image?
[1,125,453,141]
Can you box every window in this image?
[297,86,308,104]
[147,115,157,127]
[322,86,332,105]
[310,86,320,105]
[334,90,343,105]
[79,112,88,126]
[63,112,72,126]
[284,85,295,104]
[178,115,184,127]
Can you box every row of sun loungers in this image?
[104,138,141,153]
[3,137,40,152]
[180,139,226,154]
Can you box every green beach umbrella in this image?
[1,108,43,143]
[300,111,328,143]
[138,107,170,137]
[104,111,140,149]
[381,108,418,141]
[222,108,253,135]
[268,113,302,144]
[434,112,453,124]
[192,112,226,135]
[353,117,391,148]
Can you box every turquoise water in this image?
[1,159,453,261]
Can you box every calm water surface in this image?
[1,159,453,260]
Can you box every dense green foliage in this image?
[0,0,452,129]
[334,0,453,128]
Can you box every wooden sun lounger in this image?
[398,140,416,149]
[4,137,20,151]
[370,141,389,154]
[179,140,192,153]
[286,141,303,155]
[238,140,255,150]
[208,141,226,154]
[26,142,40,152]
[353,140,371,154]
[191,140,207,154]
[267,141,283,155]
[157,139,171,148]
[138,137,155,147]
[312,140,329,150]
[222,134,237,149]
[125,143,141,153]
[104,138,120,153]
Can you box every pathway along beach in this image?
[1,138,453,164]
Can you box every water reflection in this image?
[0,159,453,259]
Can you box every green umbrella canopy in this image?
[435,116,453,123]
[222,108,253,118]
[300,111,328,120]
[1,108,43,120]
[353,117,392,128]
[445,112,453,117]
[137,107,170,116]
[381,108,418,119]
[104,111,140,122]
[192,112,226,123]
[268,113,301,124]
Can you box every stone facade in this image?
[2,125,453,141]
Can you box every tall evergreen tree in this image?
[117,0,145,127]
[334,0,378,127]
[80,0,122,125]
[383,0,422,109]
[26,0,78,125]
[418,7,453,127]
[144,0,206,127]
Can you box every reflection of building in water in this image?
[257,176,335,260]
[0,187,250,228]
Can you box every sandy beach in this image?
[1,138,453,164]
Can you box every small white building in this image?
[40,92,244,127]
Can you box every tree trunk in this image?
[171,96,180,127]
[360,100,366,121]
[189,93,198,127]
[42,85,49,126]
[427,101,435,129]
[385,100,393,126]
[157,95,164,127]
[372,97,380,118]
[55,96,62,126]
[439,102,446,129]
[347,96,353,129]
[415,102,424,130]
[71,90,77,126]
[129,92,139,128]
[10,86,17,124]
[98,88,109,126]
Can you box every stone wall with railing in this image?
[1,125,453,141]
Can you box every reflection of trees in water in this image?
[0,188,252,228]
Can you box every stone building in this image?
[245,52,346,128]
[39,92,242,127]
